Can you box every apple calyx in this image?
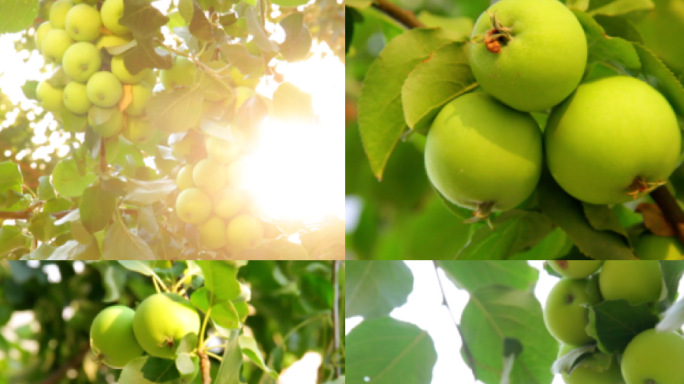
[463,201,496,229]
[471,10,514,54]
[626,177,666,199]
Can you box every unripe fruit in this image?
[87,71,123,108]
[622,329,684,384]
[37,80,64,113]
[133,293,201,359]
[125,82,153,116]
[193,159,227,193]
[544,278,598,346]
[101,0,130,36]
[599,260,662,304]
[175,164,195,191]
[205,131,244,164]
[425,92,542,218]
[175,188,212,224]
[123,117,153,144]
[35,22,53,54]
[469,0,587,111]
[49,0,74,29]
[95,34,132,49]
[63,81,92,114]
[634,234,684,260]
[111,55,151,84]
[88,106,124,138]
[42,29,73,64]
[226,214,263,252]
[65,4,102,41]
[212,188,247,219]
[62,41,102,82]
[198,216,228,249]
[557,344,624,384]
[90,306,144,368]
[548,260,603,279]
[545,76,680,204]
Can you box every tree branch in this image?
[650,186,684,246]
[432,261,476,381]
[0,208,139,221]
[371,0,425,29]
[332,260,341,379]
[40,343,90,384]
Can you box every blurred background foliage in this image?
[345,0,684,259]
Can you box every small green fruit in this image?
[37,80,64,113]
[193,159,228,193]
[111,55,151,84]
[62,41,102,82]
[622,329,684,384]
[212,188,247,219]
[35,22,53,54]
[548,260,603,279]
[65,4,102,41]
[123,117,153,144]
[199,216,228,249]
[88,106,124,138]
[176,188,212,224]
[100,0,130,36]
[226,214,263,252]
[557,344,624,384]
[87,71,123,107]
[63,81,92,114]
[544,278,597,346]
[124,81,152,116]
[634,234,684,260]
[90,305,144,368]
[49,0,74,29]
[599,260,662,304]
[42,29,73,64]
[176,164,195,191]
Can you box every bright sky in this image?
[0,1,344,224]
[345,261,684,384]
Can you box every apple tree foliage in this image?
[0,0,345,260]
[345,260,684,384]
[346,0,684,260]
[0,259,344,384]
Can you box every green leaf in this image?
[402,41,477,134]
[102,217,156,260]
[239,336,277,378]
[0,226,30,258]
[587,0,654,17]
[582,202,631,243]
[48,239,101,260]
[633,43,684,118]
[196,261,241,301]
[347,317,437,384]
[124,178,177,206]
[272,82,314,123]
[148,88,204,135]
[587,300,658,353]
[244,6,278,52]
[592,14,644,44]
[358,28,451,179]
[214,329,244,384]
[456,210,555,260]
[537,171,637,260]
[460,286,557,384]
[0,0,38,33]
[346,261,412,319]
[0,161,22,194]
[572,10,641,71]
[37,176,56,201]
[416,13,473,41]
[511,227,574,260]
[79,182,117,234]
[28,212,57,242]
[438,261,539,292]
[279,13,313,62]
[119,356,183,384]
[51,158,97,198]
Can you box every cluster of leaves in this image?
[0,0,345,260]
[346,260,684,384]
[0,259,343,384]
[345,0,684,260]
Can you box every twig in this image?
[0,208,139,221]
[431,261,476,381]
[650,186,684,246]
[371,0,425,29]
[155,39,227,83]
[332,260,341,379]
[39,343,90,384]
[198,349,212,384]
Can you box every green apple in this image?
[599,260,662,304]
[548,261,603,279]
[212,188,246,219]
[198,216,228,249]
[634,234,684,260]
[123,116,154,144]
[545,76,680,204]
[111,55,151,84]
[100,0,130,36]
[37,80,64,113]
[132,293,200,359]
[95,34,132,49]
[42,29,73,64]
[193,158,228,193]
[88,106,124,138]
[65,4,101,41]
[35,22,52,54]
[49,0,74,29]
[160,56,197,89]
[63,81,92,114]
[90,306,144,368]
[557,344,624,384]
[175,188,212,224]
[544,278,598,346]
[62,41,101,82]
[226,214,263,252]
[205,131,244,164]
[124,81,152,116]
[87,71,123,107]
[142,69,157,87]
[176,164,195,191]
[622,329,684,384]
[469,0,586,111]
[425,92,542,218]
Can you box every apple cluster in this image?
[543,260,684,384]
[425,0,681,221]
[89,293,200,369]
[172,127,265,254]
[35,0,157,142]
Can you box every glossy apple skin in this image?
[599,260,662,304]
[634,234,684,260]
[90,305,144,368]
[63,81,92,114]
[425,92,542,213]
[65,4,102,41]
[86,71,123,108]
[545,76,680,204]
[469,0,587,112]
[544,278,598,346]
[622,329,684,384]
[62,42,102,82]
[557,344,624,384]
[548,260,603,279]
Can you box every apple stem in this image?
[463,201,496,228]
[472,10,514,54]
[626,176,666,200]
